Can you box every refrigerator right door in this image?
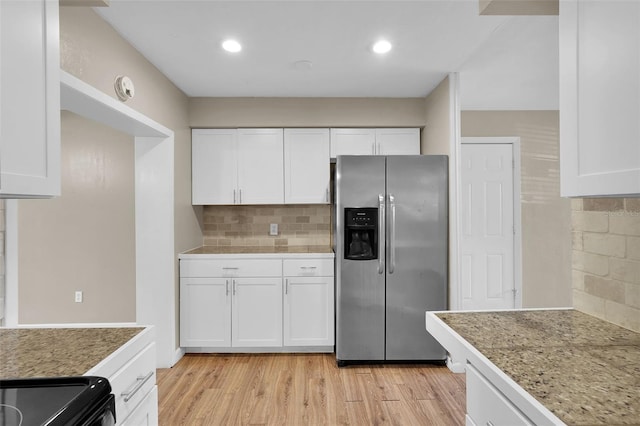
[385,155,448,360]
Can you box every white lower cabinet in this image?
[121,387,158,426]
[232,277,282,347]
[180,278,231,347]
[179,255,334,352]
[466,363,533,426]
[86,327,158,426]
[283,258,334,347]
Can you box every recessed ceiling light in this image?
[372,40,392,54]
[222,39,242,53]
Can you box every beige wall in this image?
[189,97,426,128]
[572,198,640,332]
[461,110,572,308]
[422,76,451,155]
[16,7,199,324]
[19,112,136,323]
[203,205,330,248]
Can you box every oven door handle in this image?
[121,371,154,402]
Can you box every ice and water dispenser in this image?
[344,208,378,260]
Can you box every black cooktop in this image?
[0,376,112,426]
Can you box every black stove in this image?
[0,376,115,426]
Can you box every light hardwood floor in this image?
[156,353,466,425]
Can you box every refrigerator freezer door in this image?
[385,155,448,360]
[335,156,386,362]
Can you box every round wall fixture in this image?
[114,75,135,102]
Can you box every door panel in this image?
[232,277,282,347]
[385,156,448,360]
[335,156,386,361]
[460,143,515,310]
[180,278,231,347]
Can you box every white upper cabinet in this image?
[237,128,284,204]
[0,0,60,198]
[284,128,330,204]
[330,128,420,158]
[192,129,237,204]
[330,128,377,157]
[560,0,640,196]
[376,128,420,156]
[191,128,284,205]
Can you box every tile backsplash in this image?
[203,204,331,248]
[572,198,640,332]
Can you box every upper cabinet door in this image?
[0,0,60,198]
[375,128,420,155]
[330,128,376,157]
[192,129,238,204]
[237,128,284,204]
[284,128,330,204]
[560,0,640,196]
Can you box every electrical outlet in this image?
[75,291,83,303]
[269,223,278,236]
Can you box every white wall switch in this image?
[269,223,278,236]
[75,291,83,303]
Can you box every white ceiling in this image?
[96,0,558,109]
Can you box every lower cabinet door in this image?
[120,385,158,426]
[180,277,231,347]
[466,363,533,426]
[283,276,334,346]
[232,277,283,347]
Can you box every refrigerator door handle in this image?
[378,194,385,274]
[389,194,396,274]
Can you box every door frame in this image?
[458,137,523,309]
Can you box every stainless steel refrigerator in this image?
[335,155,448,365]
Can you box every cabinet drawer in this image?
[110,343,157,423]
[466,363,533,426]
[283,258,334,277]
[180,259,282,277]
[120,385,158,426]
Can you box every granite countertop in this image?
[437,310,640,425]
[182,245,334,255]
[0,327,144,378]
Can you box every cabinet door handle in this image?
[239,189,242,203]
[233,189,236,204]
[225,279,229,296]
[121,371,154,402]
[486,422,495,426]
[326,188,329,203]
[233,279,237,295]
[371,143,375,155]
[285,278,289,295]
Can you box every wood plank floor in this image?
[156,353,466,425]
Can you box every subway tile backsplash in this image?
[202,204,331,247]
[572,197,640,332]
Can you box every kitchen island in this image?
[426,309,640,425]
[0,326,158,425]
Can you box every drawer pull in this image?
[222,267,239,270]
[121,371,154,402]
[300,266,317,270]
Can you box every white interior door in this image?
[460,142,516,310]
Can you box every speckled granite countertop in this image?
[0,327,144,378]
[437,310,640,425]
[182,245,334,255]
